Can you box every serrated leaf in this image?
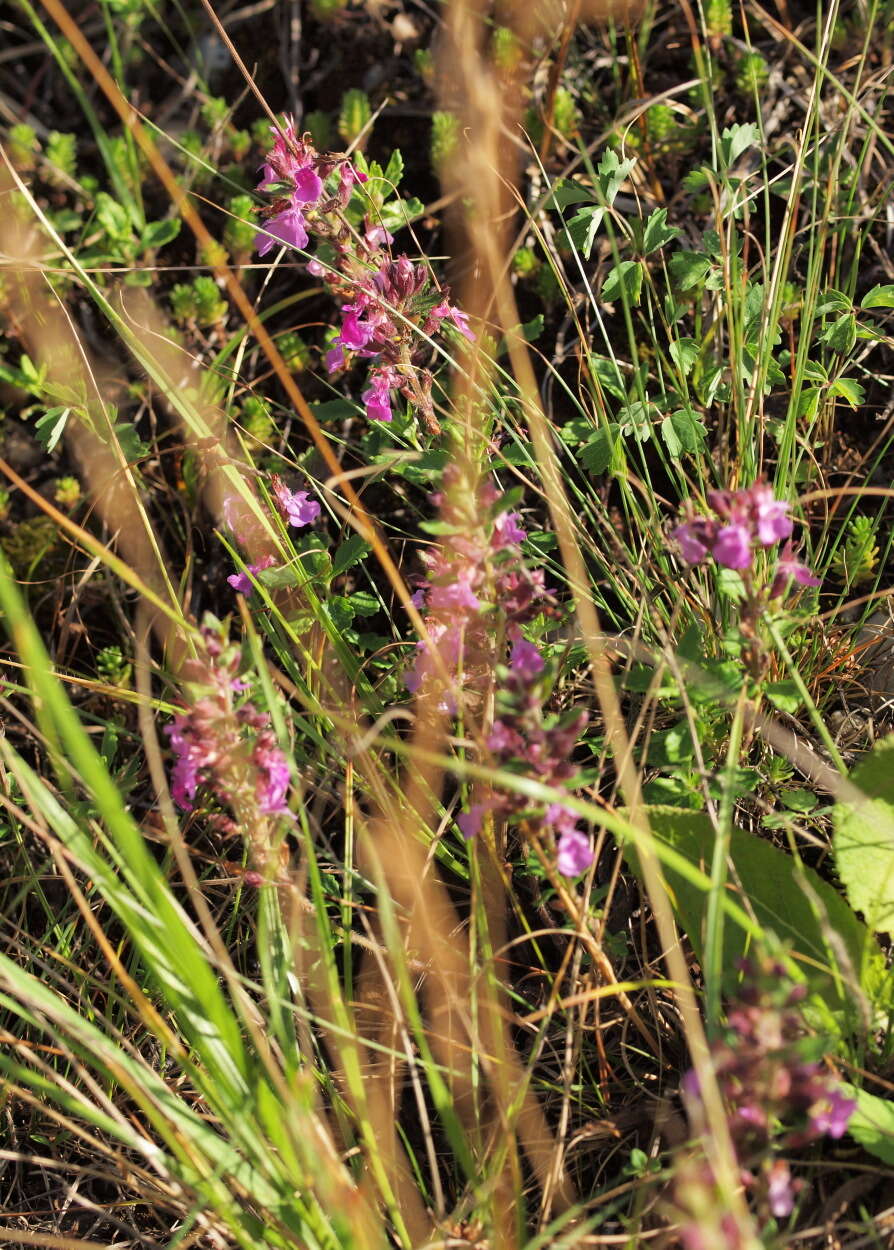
[829,377,865,408]
[602,259,642,306]
[833,734,894,936]
[331,535,372,579]
[34,406,70,452]
[860,284,894,310]
[383,149,404,188]
[596,149,636,203]
[95,192,132,241]
[719,122,760,167]
[617,400,654,442]
[661,408,705,458]
[561,206,604,258]
[642,207,680,254]
[546,180,595,209]
[669,337,699,376]
[821,313,857,355]
[580,425,618,474]
[669,250,711,291]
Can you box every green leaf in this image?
[141,218,181,250]
[617,401,654,442]
[602,260,642,306]
[626,807,884,1027]
[596,149,636,203]
[545,179,594,209]
[815,288,851,316]
[669,337,699,376]
[34,406,70,452]
[383,148,404,188]
[642,207,680,254]
[331,535,372,579]
[845,1085,894,1164]
[95,191,132,241]
[821,313,857,355]
[580,425,618,474]
[669,250,711,291]
[719,122,760,167]
[765,680,803,715]
[833,734,894,936]
[829,377,865,408]
[860,284,894,310]
[661,407,706,458]
[561,206,604,258]
[348,590,379,616]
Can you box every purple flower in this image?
[457,803,491,839]
[292,165,323,204]
[493,511,526,548]
[326,344,346,374]
[673,521,711,564]
[713,523,752,569]
[272,479,321,528]
[337,307,375,352]
[254,739,291,814]
[428,579,481,613]
[255,206,309,256]
[765,1160,795,1218]
[431,300,475,341]
[365,223,394,248]
[809,1088,855,1139]
[509,638,544,682]
[556,827,594,877]
[227,554,276,596]
[754,490,793,546]
[771,542,821,597]
[362,369,395,423]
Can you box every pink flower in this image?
[272,479,321,528]
[765,1160,795,1218]
[755,492,793,546]
[292,165,324,204]
[556,827,594,877]
[428,579,481,613]
[809,1088,855,1139]
[509,638,544,682]
[337,307,375,351]
[457,802,492,839]
[493,511,526,548]
[713,523,752,569]
[365,222,394,248]
[771,542,820,597]
[362,370,395,423]
[254,739,291,814]
[431,300,475,341]
[326,344,346,374]
[255,206,309,256]
[228,554,276,596]
[673,520,711,564]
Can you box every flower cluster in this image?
[673,482,819,596]
[475,639,594,878]
[677,956,855,1238]
[223,477,320,598]
[254,119,473,433]
[407,468,592,877]
[166,622,291,821]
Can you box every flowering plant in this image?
[254,119,473,433]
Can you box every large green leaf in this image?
[625,807,886,1030]
[834,734,894,935]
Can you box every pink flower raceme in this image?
[673,481,818,591]
[253,121,474,434]
[677,956,855,1232]
[166,624,291,823]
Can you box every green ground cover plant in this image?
[2,0,894,1246]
